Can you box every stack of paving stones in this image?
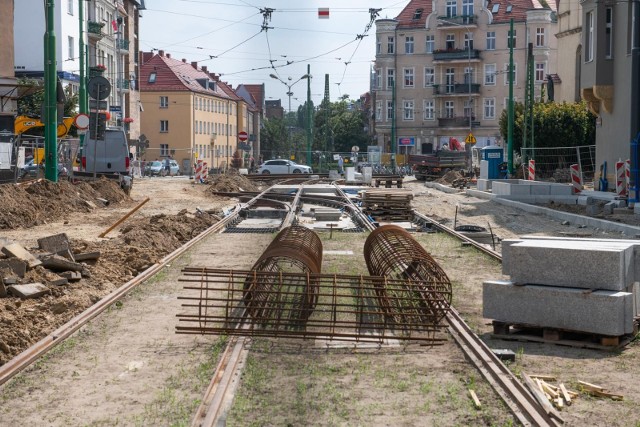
[0,234,98,299]
[360,188,414,222]
[483,237,639,340]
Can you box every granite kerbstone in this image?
[483,280,635,336]
[502,239,635,290]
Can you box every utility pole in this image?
[631,0,640,202]
[78,0,87,116]
[523,42,534,163]
[507,18,514,175]
[324,73,330,172]
[306,64,312,166]
[44,0,58,182]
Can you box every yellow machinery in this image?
[14,115,76,138]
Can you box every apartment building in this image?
[139,51,243,172]
[580,0,639,178]
[0,0,16,123]
[555,0,582,102]
[235,84,264,159]
[373,0,557,154]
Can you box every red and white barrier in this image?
[195,160,203,182]
[615,161,627,197]
[202,162,209,181]
[528,160,535,181]
[625,159,631,195]
[570,164,583,194]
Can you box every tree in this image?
[499,101,596,151]
[17,77,78,118]
[313,98,368,154]
[259,117,288,159]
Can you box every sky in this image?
[139,0,408,109]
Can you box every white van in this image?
[82,128,130,174]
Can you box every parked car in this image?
[144,159,180,176]
[258,159,313,174]
[20,159,68,178]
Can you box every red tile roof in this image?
[488,0,556,24]
[240,84,265,111]
[139,52,231,99]
[396,0,432,29]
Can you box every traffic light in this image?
[89,112,107,140]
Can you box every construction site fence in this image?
[519,145,596,182]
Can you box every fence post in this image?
[576,146,583,176]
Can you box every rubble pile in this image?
[435,170,465,185]
[206,172,259,193]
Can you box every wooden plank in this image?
[577,380,605,392]
[99,197,150,238]
[468,389,481,409]
[555,397,564,410]
[530,374,557,382]
[559,383,572,406]
[588,389,624,401]
[541,381,559,399]
[522,373,560,419]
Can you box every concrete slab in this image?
[37,233,71,256]
[41,254,84,272]
[8,283,50,299]
[60,271,82,281]
[0,259,27,278]
[483,280,635,336]
[1,243,41,269]
[503,239,636,290]
[476,179,491,192]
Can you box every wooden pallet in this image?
[373,178,403,188]
[491,321,638,350]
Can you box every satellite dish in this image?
[88,76,111,100]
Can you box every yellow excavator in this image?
[14,115,77,138]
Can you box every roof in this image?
[139,52,231,99]
[216,80,242,101]
[239,84,265,111]
[395,0,432,29]
[488,0,556,24]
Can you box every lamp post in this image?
[270,73,310,163]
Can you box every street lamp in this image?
[269,74,310,114]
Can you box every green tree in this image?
[314,98,368,154]
[499,101,596,151]
[17,77,78,118]
[259,117,288,159]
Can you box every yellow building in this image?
[140,51,245,173]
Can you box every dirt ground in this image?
[1,176,639,426]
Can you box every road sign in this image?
[88,76,111,100]
[73,113,90,130]
[89,100,108,110]
[238,131,248,142]
[109,105,122,112]
[465,133,477,144]
[238,143,251,151]
[351,145,360,152]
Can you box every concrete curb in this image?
[424,181,464,194]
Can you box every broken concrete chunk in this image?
[49,277,69,286]
[81,268,92,278]
[3,277,18,286]
[0,259,27,278]
[41,255,84,272]
[1,243,42,269]
[0,281,6,298]
[8,283,50,299]
[74,251,101,262]
[37,233,71,256]
[60,271,82,282]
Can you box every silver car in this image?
[258,159,313,174]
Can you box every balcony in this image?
[438,116,475,128]
[116,39,130,53]
[433,48,481,61]
[436,15,477,26]
[433,83,481,95]
[87,21,104,40]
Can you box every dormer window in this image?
[413,8,423,19]
[148,72,156,83]
[491,3,499,13]
[506,4,513,12]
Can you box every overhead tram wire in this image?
[336,8,381,88]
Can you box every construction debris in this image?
[1,243,42,269]
[7,283,50,299]
[360,188,414,222]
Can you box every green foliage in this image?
[314,98,368,154]
[260,117,288,158]
[499,101,596,150]
[17,77,78,118]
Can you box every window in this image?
[446,34,455,50]
[484,98,496,119]
[67,0,73,15]
[148,72,156,84]
[403,68,414,87]
[423,100,435,120]
[445,101,454,118]
[535,62,545,82]
[387,36,395,54]
[465,66,474,84]
[484,64,496,85]
[464,99,473,118]
[424,67,435,87]
[160,96,168,108]
[426,35,435,53]
[376,100,382,120]
[446,0,457,18]
[462,0,474,18]
[405,36,414,54]
[445,68,455,93]
[160,120,169,132]
[605,8,613,59]
[376,68,382,89]
[507,29,516,48]
[486,32,496,50]
[68,36,74,60]
[464,32,473,50]
[413,8,423,19]
[535,28,545,47]
[403,100,414,120]
[160,144,169,157]
[387,68,395,89]
[386,100,393,121]
[506,4,513,13]
[377,37,381,54]
[504,63,517,85]
[491,4,500,13]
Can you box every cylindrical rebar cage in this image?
[243,226,323,326]
[363,225,452,324]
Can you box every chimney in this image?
[140,51,154,64]
[166,53,171,58]
[201,66,208,73]
[158,50,165,57]
[182,58,187,63]
[191,61,198,70]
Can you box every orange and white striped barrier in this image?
[625,159,631,195]
[528,160,535,181]
[202,162,209,181]
[570,164,583,194]
[615,160,627,197]
[195,160,203,182]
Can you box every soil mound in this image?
[0,178,130,230]
[206,172,259,193]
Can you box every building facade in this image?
[0,0,16,122]
[373,0,558,155]
[555,0,582,103]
